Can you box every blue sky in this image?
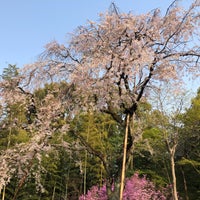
[0,0,198,94]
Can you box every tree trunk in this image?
[119,114,130,200]
[2,185,5,200]
[51,184,56,200]
[170,150,178,200]
[83,150,88,196]
[180,166,189,200]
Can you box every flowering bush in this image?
[79,173,168,200]
[123,173,167,200]
[79,184,107,200]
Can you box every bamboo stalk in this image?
[119,114,130,200]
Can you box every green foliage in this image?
[70,112,124,183]
[1,64,19,80]
[177,158,200,167]
[178,88,200,162]
[34,81,70,101]
[0,101,29,149]
[174,89,200,199]
[12,129,29,144]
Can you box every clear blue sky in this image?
[0,0,198,93]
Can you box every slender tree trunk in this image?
[83,150,88,196]
[51,184,56,200]
[2,186,5,200]
[7,127,11,148]
[119,114,130,200]
[163,158,171,183]
[180,166,189,200]
[84,116,90,196]
[170,149,178,200]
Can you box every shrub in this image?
[79,173,168,200]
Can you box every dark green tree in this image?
[176,89,200,199]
